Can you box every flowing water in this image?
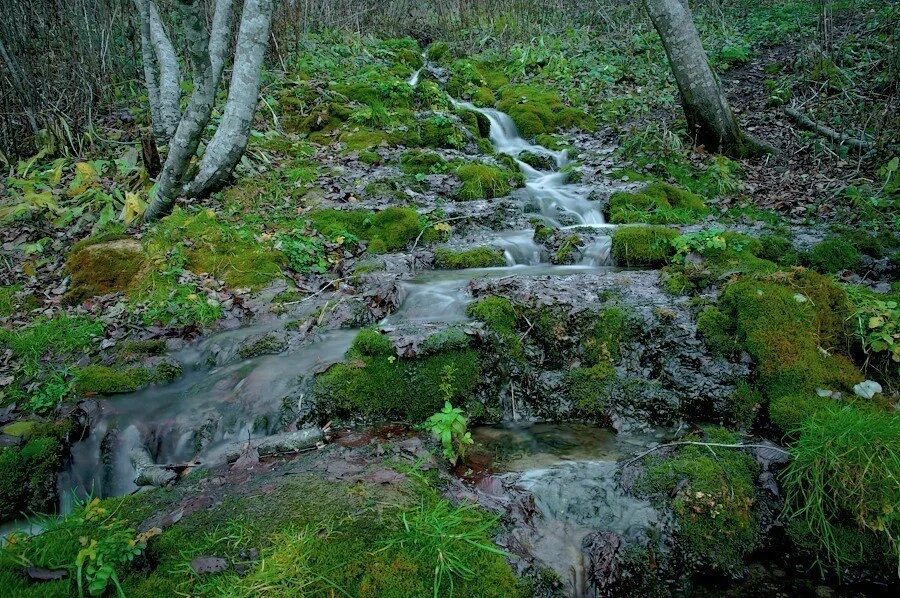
[60,67,626,592]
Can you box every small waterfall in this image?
[494,230,544,266]
[407,68,422,87]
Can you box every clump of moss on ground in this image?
[608,182,708,224]
[0,430,67,521]
[308,207,433,253]
[611,225,678,267]
[313,329,482,421]
[781,406,899,575]
[433,247,505,269]
[446,59,509,102]
[73,361,182,395]
[398,149,449,175]
[808,237,862,273]
[496,84,594,137]
[636,427,760,574]
[466,295,522,358]
[455,162,523,200]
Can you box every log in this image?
[219,428,324,463]
[784,107,872,151]
[130,446,178,487]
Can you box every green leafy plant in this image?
[846,287,900,363]
[278,230,328,274]
[423,366,473,464]
[672,229,728,259]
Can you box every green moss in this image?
[728,381,762,428]
[0,435,64,521]
[809,238,862,273]
[0,315,104,377]
[769,393,836,437]
[146,209,283,291]
[425,41,450,63]
[455,163,522,200]
[608,182,708,224]
[713,273,862,399]
[466,295,522,358]
[566,362,616,417]
[0,285,31,317]
[696,306,736,355]
[758,234,800,266]
[782,406,899,574]
[611,226,678,267]
[308,207,426,253]
[446,59,509,98]
[348,328,395,358]
[637,428,760,574]
[237,334,287,359]
[661,269,691,295]
[73,365,152,395]
[399,149,449,175]
[552,234,582,264]
[582,307,635,364]
[496,84,593,137]
[532,222,554,243]
[339,128,399,151]
[830,225,899,258]
[418,114,466,149]
[314,341,481,422]
[64,239,146,304]
[472,86,496,107]
[433,247,505,269]
[358,150,381,165]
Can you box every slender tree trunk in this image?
[144,0,220,222]
[146,1,181,140]
[133,0,163,140]
[186,0,274,198]
[643,0,769,157]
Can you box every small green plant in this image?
[423,366,473,464]
[671,229,728,259]
[278,230,328,274]
[845,286,900,363]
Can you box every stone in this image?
[853,379,882,400]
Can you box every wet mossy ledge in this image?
[0,421,71,521]
[308,206,437,253]
[312,328,489,422]
[433,246,506,269]
[455,161,524,200]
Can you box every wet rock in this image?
[853,379,882,399]
[364,468,406,485]
[25,567,68,581]
[190,556,229,575]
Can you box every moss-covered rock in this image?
[433,247,505,269]
[758,234,800,266]
[418,114,466,149]
[398,149,449,175]
[74,365,151,395]
[636,427,760,574]
[466,295,521,357]
[237,334,287,359]
[809,238,862,273]
[518,151,556,171]
[608,182,708,224]
[551,234,582,265]
[611,226,678,267]
[64,239,146,304]
[446,59,509,99]
[313,330,482,422]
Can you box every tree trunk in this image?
[643,0,769,157]
[144,0,221,222]
[133,0,163,139]
[0,35,39,136]
[146,1,181,141]
[186,0,274,198]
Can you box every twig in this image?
[784,106,872,151]
[281,277,349,306]
[622,441,791,468]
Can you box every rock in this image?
[583,531,625,597]
[190,556,229,575]
[25,567,68,581]
[853,380,882,399]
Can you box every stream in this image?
[55,65,649,596]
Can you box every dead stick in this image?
[784,107,871,151]
[622,441,791,468]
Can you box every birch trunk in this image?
[144,0,220,222]
[643,0,768,157]
[185,0,274,198]
[146,1,181,140]
[133,0,163,139]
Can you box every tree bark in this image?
[145,0,221,222]
[146,1,181,141]
[185,0,274,198]
[133,0,163,140]
[0,34,39,136]
[643,0,769,157]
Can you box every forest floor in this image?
[0,0,897,596]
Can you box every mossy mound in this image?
[146,209,283,291]
[339,128,400,151]
[808,237,862,273]
[608,182,708,224]
[308,207,431,253]
[611,226,678,267]
[0,433,65,521]
[64,239,146,304]
[466,295,522,358]
[769,393,836,437]
[702,271,862,400]
[433,247,506,269]
[73,362,182,395]
[496,84,593,138]
[418,114,467,149]
[314,330,483,422]
[636,427,760,574]
[518,151,556,171]
[757,234,800,266]
[455,163,523,200]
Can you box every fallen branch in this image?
[785,106,872,151]
[622,441,791,468]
